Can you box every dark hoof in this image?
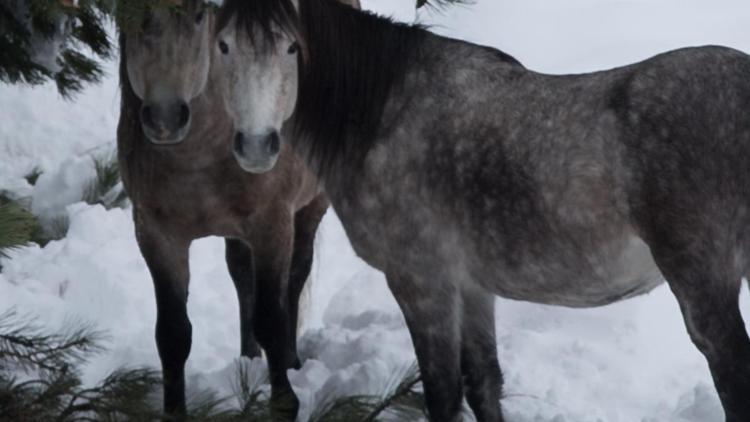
[162,410,187,422]
[270,389,300,421]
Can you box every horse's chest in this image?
[137,173,253,239]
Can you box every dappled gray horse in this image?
[117,1,328,418]
[213,0,750,421]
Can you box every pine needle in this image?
[0,195,39,258]
[309,361,426,422]
[83,153,128,210]
[232,358,271,420]
[364,362,424,422]
[0,310,105,375]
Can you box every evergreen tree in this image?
[0,0,113,97]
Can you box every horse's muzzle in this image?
[232,130,281,173]
[140,100,191,145]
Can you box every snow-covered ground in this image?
[2,0,750,421]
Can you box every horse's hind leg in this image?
[651,246,750,421]
[386,270,464,422]
[136,223,192,419]
[225,238,261,359]
[461,286,504,421]
[287,195,329,369]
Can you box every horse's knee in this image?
[155,311,192,368]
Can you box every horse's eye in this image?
[219,40,229,55]
[195,9,205,25]
[287,41,299,55]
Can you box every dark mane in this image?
[295,0,426,177]
[117,33,143,151]
[116,33,144,203]
[220,0,426,178]
[217,0,300,49]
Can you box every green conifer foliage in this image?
[0,0,114,97]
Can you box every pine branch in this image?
[310,361,426,422]
[232,358,271,420]
[83,152,128,210]
[310,394,374,422]
[0,194,39,258]
[0,0,113,96]
[363,362,424,422]
[55,49,105,98]
[0,2,52,85]
[0,310,105,375]
[59,367,162,422]
[0,312,276,422]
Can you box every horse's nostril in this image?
[267,132,280,155]
[178,102,190,128]
[234,132,244,154]
[141,105,154,128]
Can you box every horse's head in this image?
[123,0,213,145]
[213,0,302,173]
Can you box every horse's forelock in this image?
[216,0,300,51]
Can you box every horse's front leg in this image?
[136,221,192,419]
[225,238,262,359]
[460,286,504,421]
[247,210,298,420]
[386,269,464,422]
[287,194,329,369]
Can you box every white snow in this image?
[31,156,96,221]
[2,0,750,421]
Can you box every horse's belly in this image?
[488,233,664,307]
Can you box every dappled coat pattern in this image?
[215,0,750,421]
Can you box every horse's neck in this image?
[304,19,524,189]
